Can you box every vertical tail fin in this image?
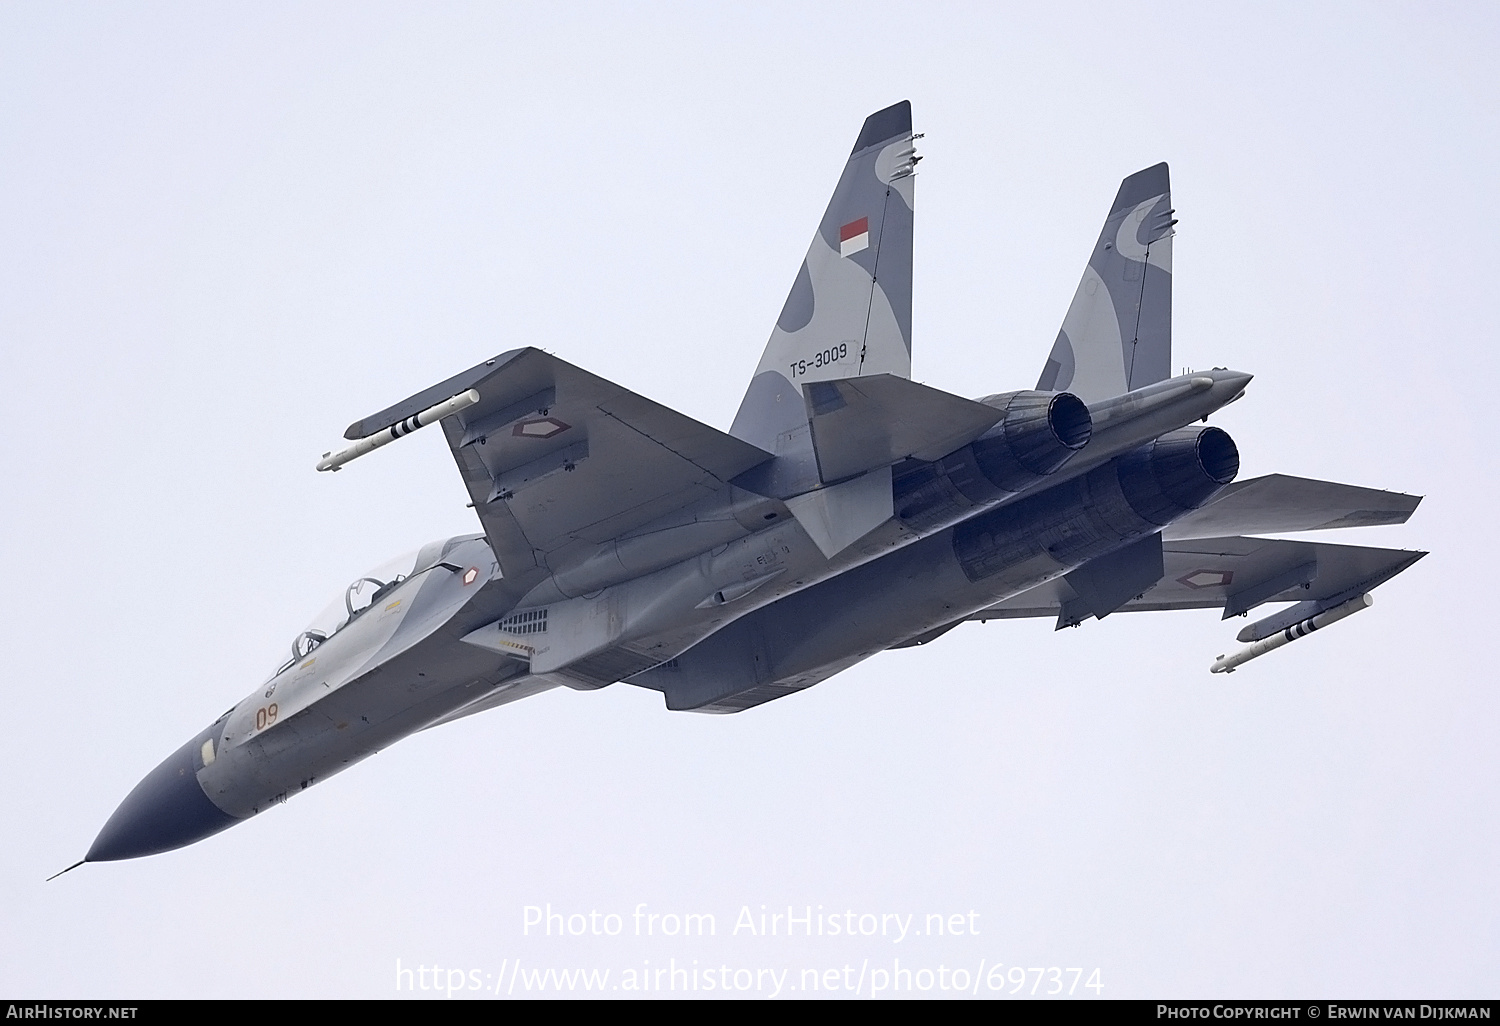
[1038,163,1175,402]
[730,101,917,452]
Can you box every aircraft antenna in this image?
[46,859,85,882]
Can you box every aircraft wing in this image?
[964,534,1425,628]
[1164,474,1421,540]
[344,348,774,582]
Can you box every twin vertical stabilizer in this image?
[1038,164,1176,402]
[730,101,917,454]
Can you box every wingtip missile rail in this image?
[1209,593,1373,674]
[316,389,481,472]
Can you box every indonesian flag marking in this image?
[839,216,869,257]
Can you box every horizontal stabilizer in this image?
[804,374,1006,483]
[971,535,1425,626]
[1166,474,1421,540]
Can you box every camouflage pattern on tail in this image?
[1038,163,1175,403]
[730,101,917,452]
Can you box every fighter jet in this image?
[71,101,1423,870]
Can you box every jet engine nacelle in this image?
[1115,425,1241,526]
[639,425,1242,713]
[954,425,1239,582]
[894,389,1092,531]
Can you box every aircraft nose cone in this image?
[87,726,237,862]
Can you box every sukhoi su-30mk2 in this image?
[72,101,1424,870]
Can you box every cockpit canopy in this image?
[271,549,423,679]
[265,536,485,682]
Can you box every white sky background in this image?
[2,1,1496,999]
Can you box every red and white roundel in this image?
[462,566,480,586]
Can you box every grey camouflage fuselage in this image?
[79,102,1423,866]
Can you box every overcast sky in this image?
[2,2,1495,999]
